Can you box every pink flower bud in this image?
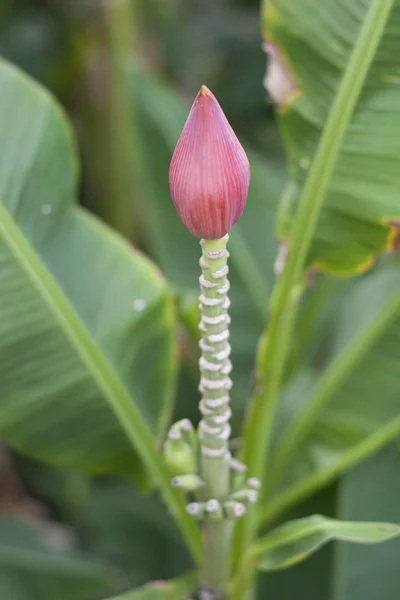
[169,86,250,240]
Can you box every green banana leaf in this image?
[263,0,400,276]
[263,261,400,523]
[0,59,177,482]
[232,514,399,599]
[0,516,120,600]
[255,516,399,571]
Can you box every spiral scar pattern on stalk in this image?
[198,235,233,460]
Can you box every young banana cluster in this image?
[163,417,260,522]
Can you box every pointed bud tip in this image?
[199,84,210,97]
[169,86,250,239]
[198,85,216,102]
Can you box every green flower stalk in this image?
[197,235,234,595]
[198,236,231,490]
[168,85,251,598]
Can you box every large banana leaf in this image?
[263,0,400,275]
[262,260,400,523]
[0,59,176,481]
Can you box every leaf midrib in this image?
[0,200,150,455]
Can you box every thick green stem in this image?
[203,519,232,596]
[199,236,232,595]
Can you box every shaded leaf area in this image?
[263,260,400,521]
[0,6,73,94]
[130,68,286,407]
[0,60,176,481]
[257,543,332,600]
[0,516,120,600]
[334,444,400,600]
[77,482,191,586]
[263,0,400,275]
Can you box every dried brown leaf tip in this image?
[263,42,298,109]
[386,219,400,253]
